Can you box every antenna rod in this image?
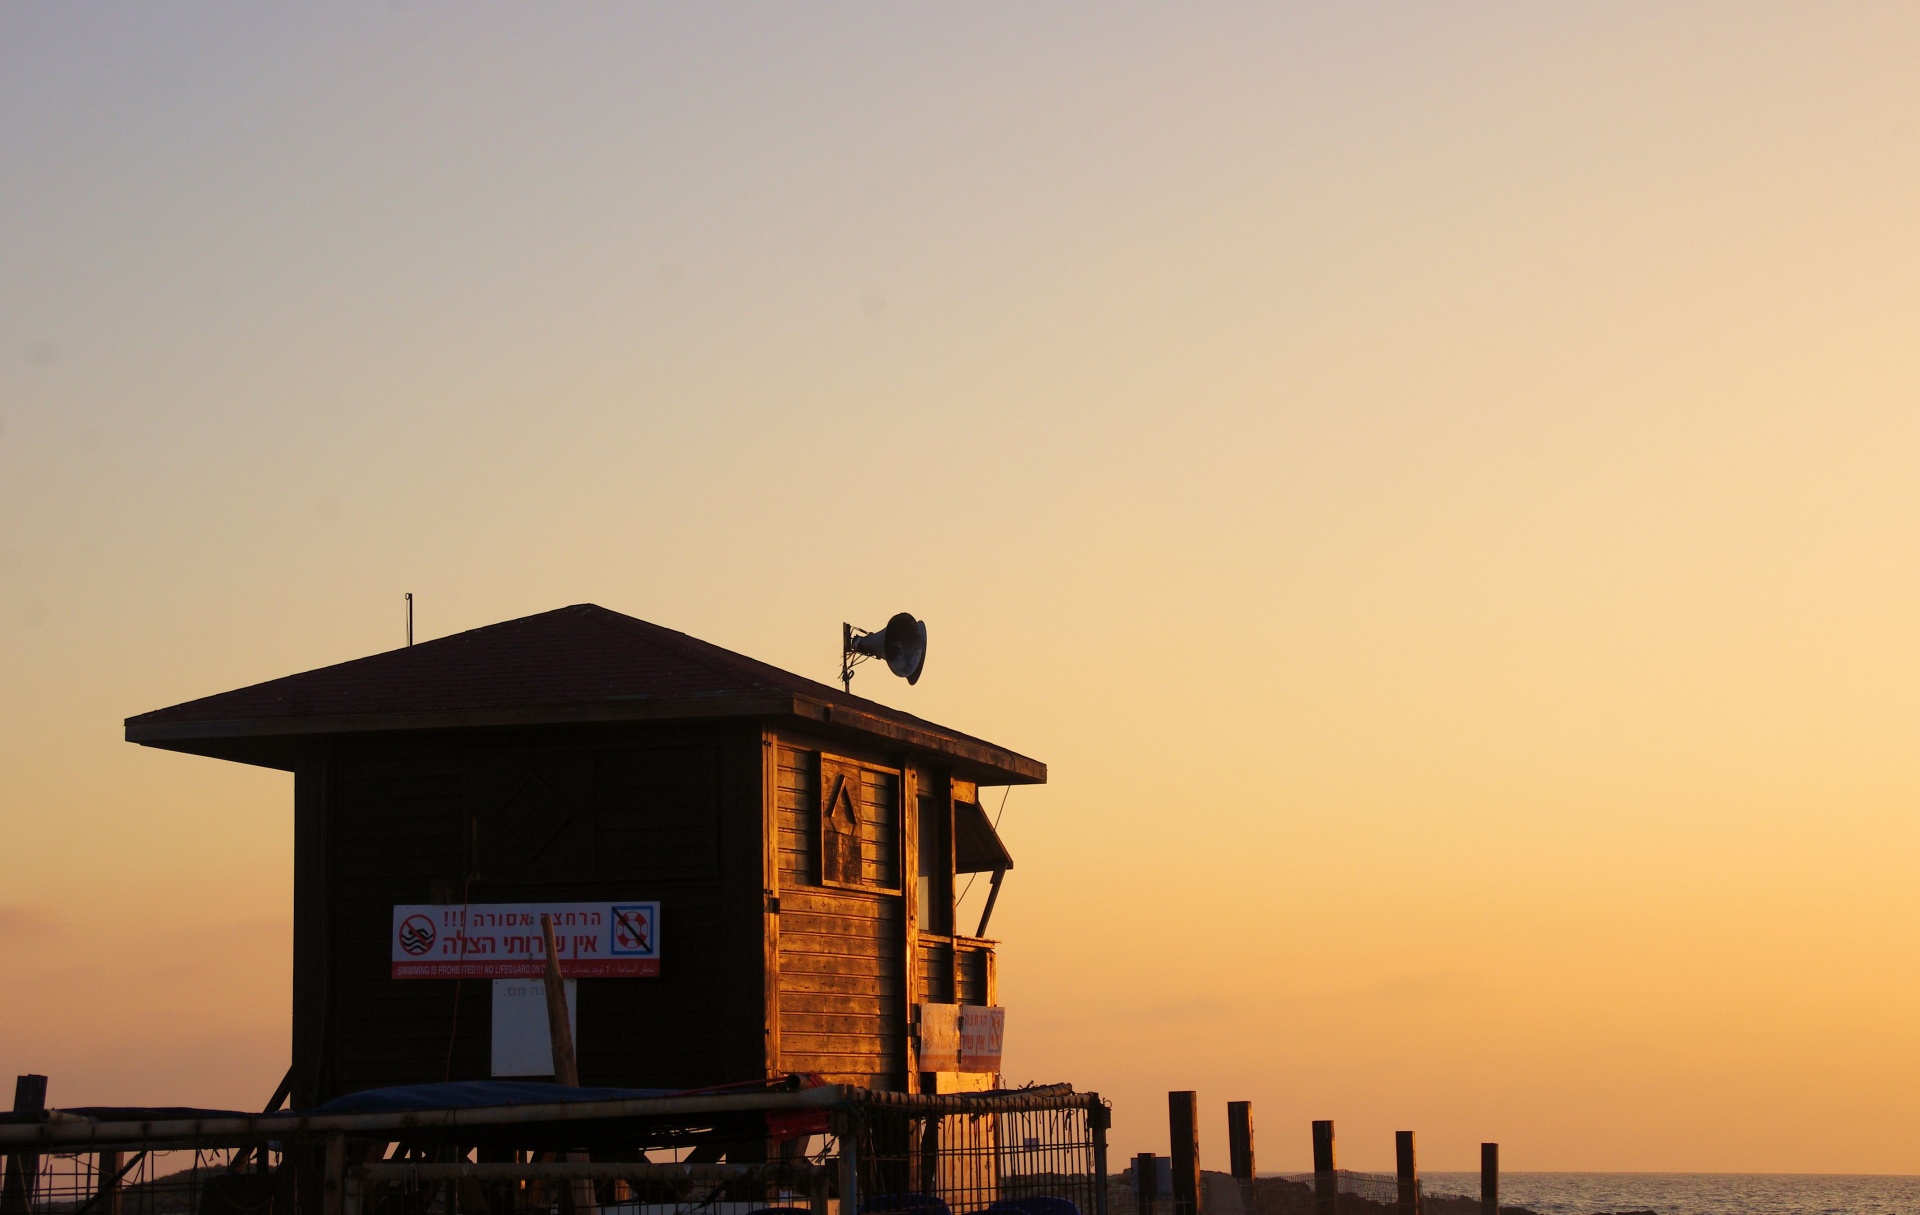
[405,593,413,646]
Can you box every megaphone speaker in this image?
[851,612,928,684]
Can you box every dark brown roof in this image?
[125,604,1045,783]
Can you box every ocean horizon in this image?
[1414,1171,1920,1215]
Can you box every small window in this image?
[816,754,900,891]
[820,757,864,888]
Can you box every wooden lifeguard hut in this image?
[125,605,1040,1109]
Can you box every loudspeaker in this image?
[851,611,928,684]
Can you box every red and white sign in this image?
[391,901,660,979]
[918,1004,1004,1073]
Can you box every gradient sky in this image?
[7,2,1920,1175]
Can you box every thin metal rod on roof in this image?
[405,593,413,646]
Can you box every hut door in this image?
[820,758,864,888]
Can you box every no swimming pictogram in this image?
[398,914,436,955]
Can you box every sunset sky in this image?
[8,2,1920,1175]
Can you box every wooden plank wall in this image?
[318,725,759,1099]
[773,744,904,1088]
[329,752,473,1093]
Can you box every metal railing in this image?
[0,1084,1109,1215]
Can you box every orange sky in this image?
[7,2,1920,1174]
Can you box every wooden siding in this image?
[917,938,955,1005]
[318,726,757,1100]
[329,752,476,1092]
[774,744,905,1087]
[594,744,721,880]
[956,941,990,1006]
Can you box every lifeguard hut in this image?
[126,604,1040,1109]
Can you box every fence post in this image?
[1310,1120,1336,1215]
[1394,1132,1416,1215]
[322,1134,345,1215]
[811,1164,831,1215]
[1091,1101,1111,1215]
[1480,1143,1498,1215]
[1,1075,48,1215]
[340,1162,362,1215]
[1135,1152,1157,1215]
[837,1107,861,1215]
[1226,1103,1254,1184]
[95,1150,123,1215]
[1168,1092,1200,1215]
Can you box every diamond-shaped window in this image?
[491,773,575,863]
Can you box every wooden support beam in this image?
[94,1151,122,1215]
[322,1134,345,1215]
[1135,1152,1157,1215]
[539,916,580,1088]
[974,868,1006,939]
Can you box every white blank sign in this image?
[491,978,577,1077]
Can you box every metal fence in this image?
[841,1088,1107,1215]
[2,1148,286,1215]
[1,1086,1109,1215]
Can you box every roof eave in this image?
[126,693,1047,786]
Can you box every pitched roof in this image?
[125,604,1045,783]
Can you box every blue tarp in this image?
[310,1081,675,1115]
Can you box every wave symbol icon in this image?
[398,915,437,956]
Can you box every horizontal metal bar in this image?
[0,1086,845,1151]
[842,1086,1099,1115]
[354,1162,825,1184]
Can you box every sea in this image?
[1417,1172,1920,1215]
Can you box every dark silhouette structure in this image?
[127,604,1039,1108]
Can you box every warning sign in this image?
[390,901,660,979]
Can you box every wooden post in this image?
[1091,1102,1111,1215]
[538,916,579,1086]
[809,1165,830,1215]
[95,1151,123,1215]
[1226,1102,1254,1182]
[1310,1120,1335,1215]
[1134,1152,1156,1215]
[836,1107,860,1215]
[1480,1144,1498,1215]
[1394,1132,1416,1215]
[341,1160,363,1215]
[2,1075,48,1215]
[322,1134,345,1215]
[1168,1092,1200,1215]
[538,916,597,1215]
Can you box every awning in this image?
[954,797,1014,874]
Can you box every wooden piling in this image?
[1394,1132,1416,1215]
[1310,1121,1336,1215]
[1480,1143,1498,1215]
[1168,1092,1200,1215]
[1226,1103,1255,1183]
[1135,1152,1157,1215]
